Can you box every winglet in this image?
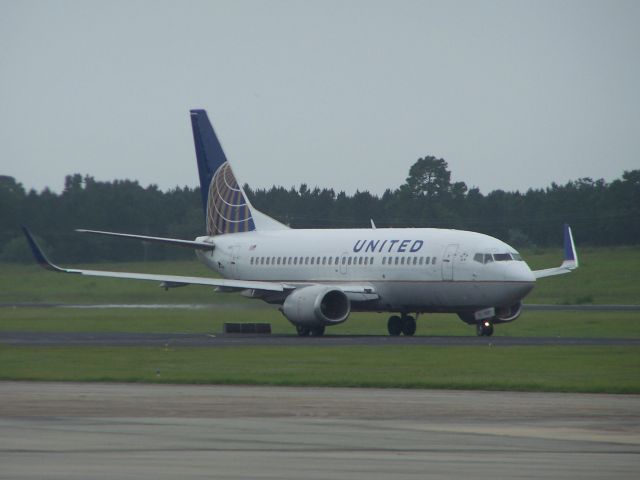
[21,227,64,272]
[563,223,578,268]
[533,224,578,279]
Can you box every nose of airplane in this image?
[503,261,536,284]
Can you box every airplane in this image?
[23,109,579,337]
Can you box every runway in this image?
[1,382,638,479]
[2,331,640,346]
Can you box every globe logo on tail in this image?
[206,162,256,236]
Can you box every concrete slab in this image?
[1,382,639,479]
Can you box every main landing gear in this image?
[387,314,417,336]
[296,325,326,337]
[476,320,494,337]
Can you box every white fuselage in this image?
[195,228,536,313]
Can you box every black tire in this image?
[476,322,494,337]
[401,315,417,336]
[388,315,402,336]
[296,325,310,337]
[310,325,326,337]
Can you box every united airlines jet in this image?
[23,110,578,337]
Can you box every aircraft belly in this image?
[367,281,534,312]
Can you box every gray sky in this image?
[1,0,639,195]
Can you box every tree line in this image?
[1,156,638,263]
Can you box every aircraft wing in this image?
[22,227,283,292]
[281,282,379,302]
[23,227,378,299]
[533,224,579,279]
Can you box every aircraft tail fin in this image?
[190,109,257,236]
[190,109,288,235]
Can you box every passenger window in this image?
[304,257,309,265]
[288,257,292,265]
[395,257,399,265]
[250,257,254,265]
[382,257,386,265]
[310,257,315,265]
[266,257,270,265]
[425,256,430,265]
[413,257,417,265]
[358,257,363,265]
[432,257,436,264]
[322,257,326,265]
[370,257,374,265]
[342,257,346,265]
[328,257,332,265]
[348,257,352,265]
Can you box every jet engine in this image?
[281,285,350,327]
[457,301,523,325]
[493,301,523,323]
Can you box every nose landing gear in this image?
[387,314,417,336]
[476,320,494,337]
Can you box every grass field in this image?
[1,307,639,338]
[1,246,638,393]
[0,345,638,393]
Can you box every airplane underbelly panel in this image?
[364,281,534,312]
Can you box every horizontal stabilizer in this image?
[76,229,215,250]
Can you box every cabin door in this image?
[229,244,241,276]
[441,244,458,281]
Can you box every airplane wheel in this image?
[401,315,417,336]
[296,325,310,337]
[476,321,494,337]
[310,325,325,337]
[388,315,402,336]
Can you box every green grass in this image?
[1,345,638,393]
[1,248,638,394]
[1,245,639,305]
[0,261,239,305]
[1,307,639,338]
[522,246,640,305]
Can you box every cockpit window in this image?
[474,253,495,264]
[475,251,524,263]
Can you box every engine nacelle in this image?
[457,301,523,325]
[493,301,523,323]
[281,285,350,327]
